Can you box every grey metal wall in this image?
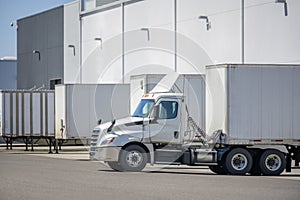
[17,6,64,89]
[0,60,17,89]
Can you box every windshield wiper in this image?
[107,119,116,132]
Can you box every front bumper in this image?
[91,146,121,162]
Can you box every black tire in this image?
[225,148,253,175]
[119,145,148,172]
[259,149,286,176]
[209,165,228,175]
[107,161,124,171]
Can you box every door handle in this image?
[174,131,179,139]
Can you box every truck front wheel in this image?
[225,148,253,175]
[119,145,148,172]
[259,149,286,176]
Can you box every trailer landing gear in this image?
[3,137,14,150]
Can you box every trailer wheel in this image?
[259,149,286,176]
[119,145,148,172]
[107,162,124,172]
[225,148,253,175]
[209,165,228,175]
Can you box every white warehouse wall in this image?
[178,0,241,64]
[64,1,81,84]
[244,0,300,63]
[80,0,300,84]
[81,6,122,83]
[124,0,175,81]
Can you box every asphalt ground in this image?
[0,148,300,200]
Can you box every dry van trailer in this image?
[55,84,130,140]
[0,90,56,152]
[206,64,300,170]
[206,64,300,143]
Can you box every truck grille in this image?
[90,129,101,159]
[90,146,96,152]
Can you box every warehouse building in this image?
[17,2,80,89]
[17,0,300,89]
[0,57,17,89]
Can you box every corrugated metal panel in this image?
[0,90,55,137]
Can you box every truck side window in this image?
[158,101,178,119]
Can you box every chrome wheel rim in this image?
[231,153,248,171]
[265,154,281,171]
[126,150,143,168]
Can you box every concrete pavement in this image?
[0,149,300,200]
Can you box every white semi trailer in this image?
[90,64,300,175]
[0,90,55,151]
[55,84,130,140]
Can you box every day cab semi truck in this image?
[89,64,300,175]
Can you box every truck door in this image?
[148,98,181,144]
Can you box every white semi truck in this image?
[89,64,300,175]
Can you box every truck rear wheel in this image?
[259,149,286,176]
[209,165,228,175]
[119,145,148,172]
[107,162,124,171]
[225,148,253,175]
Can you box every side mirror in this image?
[150,105,159,119]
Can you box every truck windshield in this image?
[132,99,155,118]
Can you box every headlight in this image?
[100,137,116,145]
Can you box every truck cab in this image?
[90,92,217,172]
